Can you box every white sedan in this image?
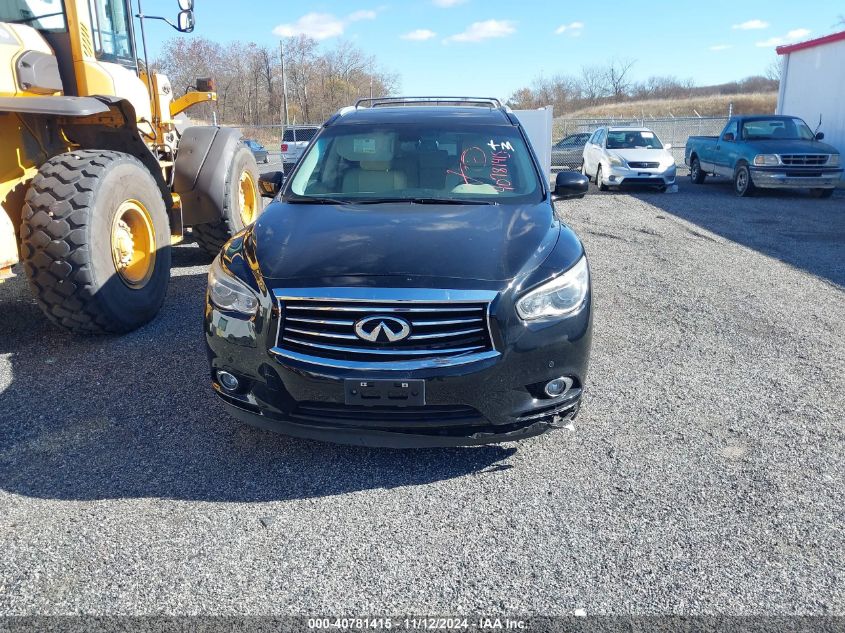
[581,127,676,191]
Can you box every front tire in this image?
[21,150,171,334]
[689,156,706,184]
[596,165,608,191]
[193,144,261,255]
[734,164,755,197]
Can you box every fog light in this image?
[544,377,573,398]
[217,370,240,392]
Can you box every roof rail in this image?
[355,96,504,109]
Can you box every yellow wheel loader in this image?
[0,0,261,334]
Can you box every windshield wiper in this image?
[284,196,496,206]
[285,196,352,205]
[9,12,63,23]
[408,197,496,205]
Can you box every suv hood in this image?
[612,148,674,165]
[251,201,559,283]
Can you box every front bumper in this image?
[606,163,676,186]
[205,290,592,448]
[749,167,843,189]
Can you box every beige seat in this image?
[342,161,407,194]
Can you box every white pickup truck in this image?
[280,125,320,173]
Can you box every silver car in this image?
[552,132,591,169]
[280,125,320,173]
[582,127,676,191]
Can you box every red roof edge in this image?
[777,30,845,55]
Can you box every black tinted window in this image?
[606,130,663,149]
[283,128,319,142]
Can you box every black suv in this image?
[205,97,592,447]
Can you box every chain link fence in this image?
[552,116,729,172]
[234,117,731,175]
[233,124,323,161]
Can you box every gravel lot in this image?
[1,179,843,618]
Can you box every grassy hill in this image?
[562,92,777,119]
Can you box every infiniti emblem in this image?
[354,315,411,343]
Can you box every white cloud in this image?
[555,21,584,36]
[732,19,769,30]
[445,19,516,43]
[433,0,467,6]
[756,28,811,47]
[709,44,733,51]
[273,9,378,40]
[348,9,377,22]
[786,28,811,39]
[402,29,437,41]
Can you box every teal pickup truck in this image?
[685,115,842,197]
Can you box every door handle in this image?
[716,145,721,150]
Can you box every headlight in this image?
[516,256,590,320]
[828,154,841,167]
[753,154,780,166]
[608,154,626,167]
[208,255,259,315]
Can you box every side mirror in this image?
[815,132,825,141]
[176,9,194,32]
[553,171,589,200]
[664,143,672,150]
[723,132,735,142]
[178,0,194,9]
[195,77,215,92]
[259,171,285,198]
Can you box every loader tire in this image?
[21,150,171,334]
[193,144,260,256]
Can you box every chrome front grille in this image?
[272,288,497,365]
[627,161,660,169]
[779,154,830,166]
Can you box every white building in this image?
[776,31,845,155]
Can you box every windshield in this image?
[741,117,815,141]
[0,0,66,31]
[606,130,663,149]
[286,123,543,204]
[558,134,589,147]
[282,128,319,142]
[88,0,133,64]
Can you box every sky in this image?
[139,0,845,101]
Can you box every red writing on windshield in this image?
[490,150,514,192]
[447,146,488,185]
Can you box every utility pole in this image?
[280,39,289,126]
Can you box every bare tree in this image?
[156,35,396,127]
[603,57,636,101]
[579,65,607,104]
[764,57,783,83]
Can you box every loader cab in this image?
[2,0,138,91]
[1,0,192,126]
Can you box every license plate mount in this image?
[344,379,425,407]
